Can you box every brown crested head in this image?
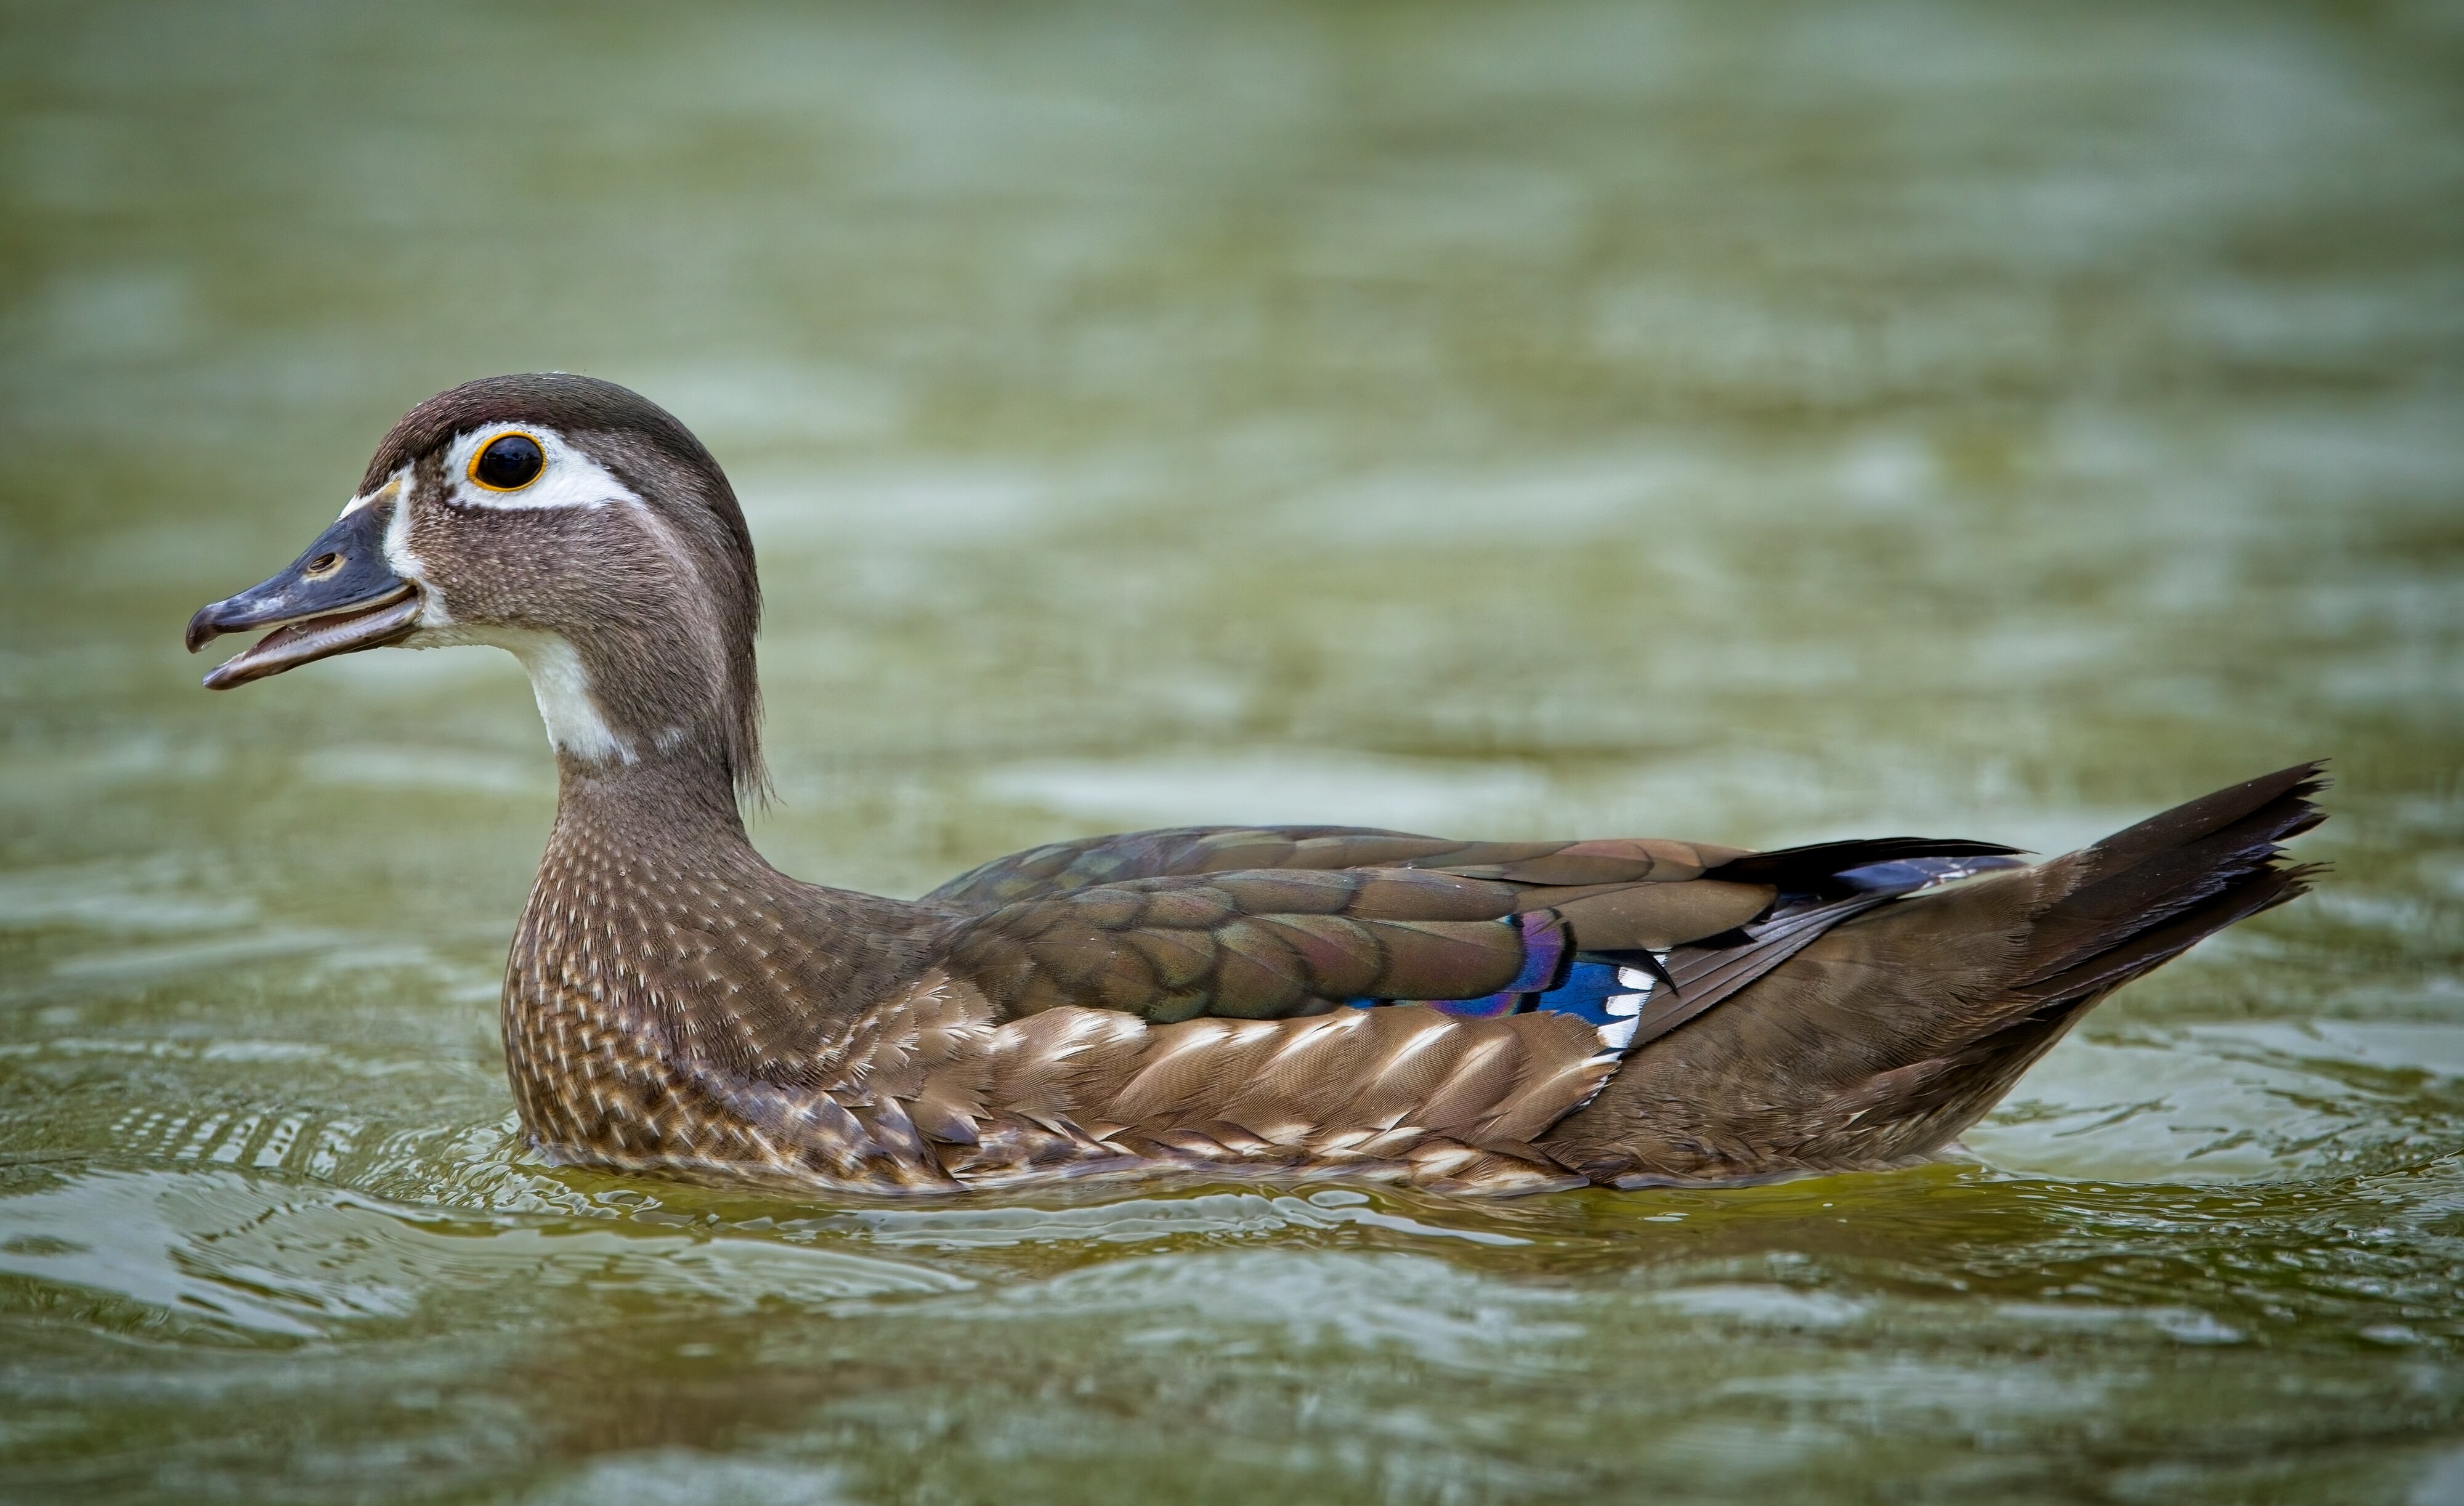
[188,373,767,803]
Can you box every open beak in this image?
[185,500,423,689]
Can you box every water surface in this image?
[4,2,2463,1501]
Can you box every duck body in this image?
[187,374,2325,1197]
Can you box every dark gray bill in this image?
[185,500,420,689]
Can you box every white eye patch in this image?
[438,424,644,512]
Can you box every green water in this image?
[4,2,2463,1500]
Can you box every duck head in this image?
[186,373,765,797]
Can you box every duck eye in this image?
[471,432,545,492]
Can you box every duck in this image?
[184,373,2325,1196]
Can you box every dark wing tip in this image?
[1709,837,2028,889]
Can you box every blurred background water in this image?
[4,2,2463,1501]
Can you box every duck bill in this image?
[185,501,422,689]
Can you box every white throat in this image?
[417,625,633,764]
[503,631,633,764]
[513,633,633,763]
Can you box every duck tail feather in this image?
[2013,762,2328,994]
[1858,856,2325,1143]
[1534,764,2329,1184]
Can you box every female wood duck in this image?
[185,374,2324,1196]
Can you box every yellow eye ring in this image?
[469,431,546,492]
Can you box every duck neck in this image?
[549,742,753,860]
[498,681,946,1156]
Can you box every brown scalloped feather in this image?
[939,867,1564,1022]
[936,854,1798,1026]
[1554,880,1777,950]
[923,826,1753,907]
[529,972,1608,1196]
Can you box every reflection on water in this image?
[4,1,2462,1501]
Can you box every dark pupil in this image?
[476,434,543,489]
